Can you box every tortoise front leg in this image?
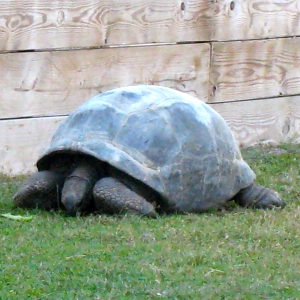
[93,177,157,218]
[13,171,65,210]
[234,183,286,209]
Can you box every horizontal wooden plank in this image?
[1,1,300,51]
[0,117,65,175]
[0,43,210,119]
[211,96,300,147]
[2,96,300,175]
[210,38,300,102]
[213,0,300,41]
[0,0,212,51]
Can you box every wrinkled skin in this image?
[13,154,285,217]
[13,155,159,217]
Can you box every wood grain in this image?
[210,38,300,102]
[0,116,65,175]
[2,0,300,51]
[211,96,300,147]
[2,96,300,175]
[0,0,212,51]
[213,0,300,41]
[0,43,210,119]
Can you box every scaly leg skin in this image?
[234,183,286,209]
[93,177,157,218]
[13,171,65,210]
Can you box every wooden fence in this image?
[1,0,300,175]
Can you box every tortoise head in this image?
[61,156,101,216]
[61,175,94,216]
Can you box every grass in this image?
[1,144,300,299]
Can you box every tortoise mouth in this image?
[64,207,78,217]
[62,189,95,217]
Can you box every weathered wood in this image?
[211,96,300,147]
[210,38,300,103]
[0,116,65,175]
[0,0,212,51]
[213,0,300,41]
[2,0,300,51]
[2,96,300,175]
[0,43,210,119]
[288,97,300,142]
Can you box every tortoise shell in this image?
[37,85,255,212]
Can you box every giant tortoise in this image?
[13,85,285,216]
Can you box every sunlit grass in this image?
[1,144,300,299]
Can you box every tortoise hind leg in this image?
[93,177,157,218]
[13,171,65,210]
[234,183,286,209]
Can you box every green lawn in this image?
[1,145,300,299]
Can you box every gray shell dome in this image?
[37,85,255,212]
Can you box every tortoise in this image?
[13,85,285,217]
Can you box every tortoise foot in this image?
[93,177,157,218]
[13,171,65,211]
[235,183,286,209]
